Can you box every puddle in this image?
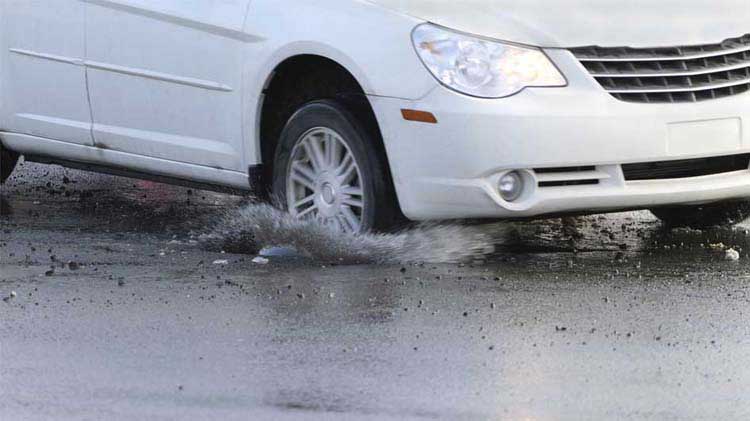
[202,204,512,264]
[201,201,750,265]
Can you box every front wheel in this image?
[651,201,750,229]
[1,143,19,184]
[272,100,400,234]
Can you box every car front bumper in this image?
[370,49,750,221]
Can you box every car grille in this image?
[622,154,750,181]
[570,34,750,103]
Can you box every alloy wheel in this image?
[286,127,366,233]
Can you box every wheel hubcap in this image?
[286,127,366,233]
[321,183,336,204]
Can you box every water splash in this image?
[202,204,512,264]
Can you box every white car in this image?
[2,0,750,232]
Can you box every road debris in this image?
[252,256,269,265]
[725,248,741,261]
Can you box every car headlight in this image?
[412,23,566,98]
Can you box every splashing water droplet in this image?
[201,204,511,264]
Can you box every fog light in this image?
[499,171,524,202]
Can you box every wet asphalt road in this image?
[3,161,750,420]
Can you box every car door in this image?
[1,0,92,145]
[84,0,252,171]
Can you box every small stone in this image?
[709,242,727,251]
[725,248,740,261]
[252,256,269,265]
[212,259,229,265]
[68,261,79,271]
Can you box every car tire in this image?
[272,100,400,233]
[1,143,19,184]
[650,201,750,229]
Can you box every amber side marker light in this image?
[401,109,438,124]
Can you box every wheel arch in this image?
[252,46,393,196]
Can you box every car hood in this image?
[367,0,750,48]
